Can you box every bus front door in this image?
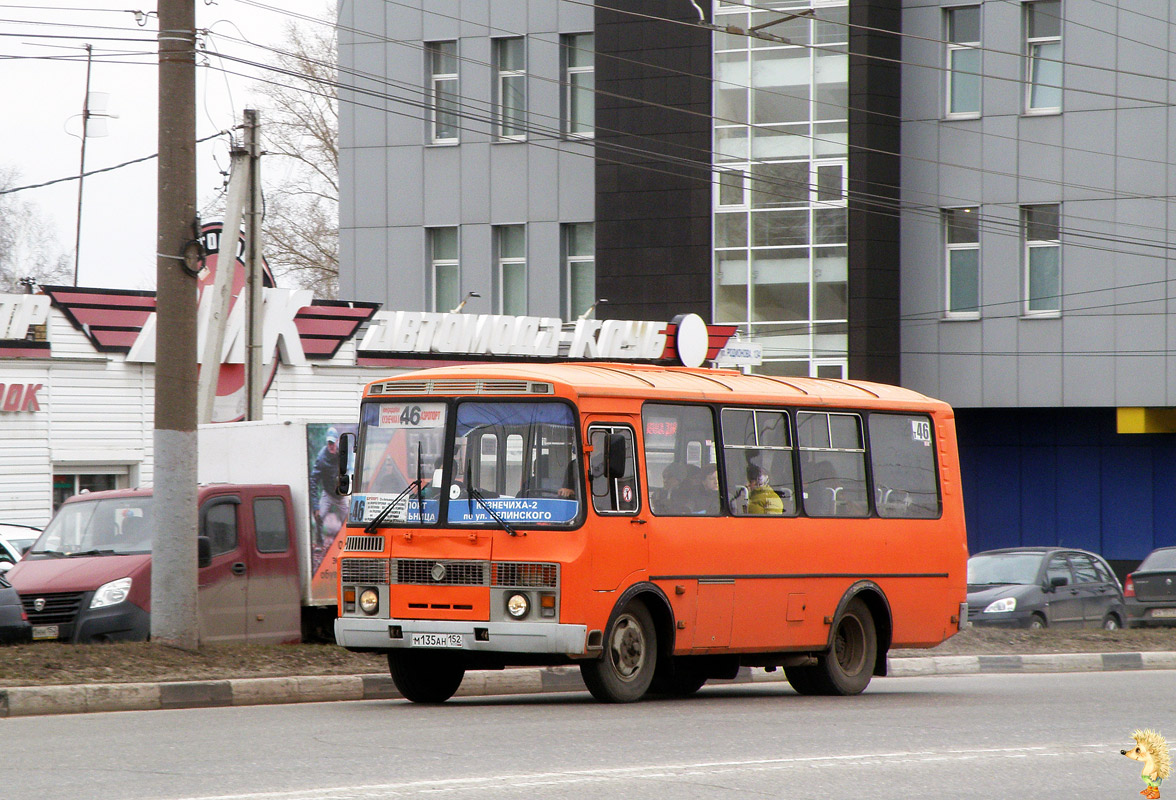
[585,421,647,592]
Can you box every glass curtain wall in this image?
[713,0,849,377]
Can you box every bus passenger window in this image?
[798,411,867,517]
[868,413,941,519]
[588,426,639,514]
[721,408,797,517]
[643,404,720,516]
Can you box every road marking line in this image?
[162,744,1112,800]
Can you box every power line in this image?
[202,28,1176,262]
[0,131,229,195]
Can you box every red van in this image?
[6,485,303,644]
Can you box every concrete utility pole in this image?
[152,0,200,650]
[243,108,265,421]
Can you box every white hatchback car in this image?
[0,523,40,570]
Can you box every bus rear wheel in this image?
[786,597,877,696]
[581,601,657,702]
[388,651,466,703]
[650,656,709,697]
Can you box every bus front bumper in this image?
[334,617,589,655]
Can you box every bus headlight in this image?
[91,577,132,609]
[359,588,380,615]
[506,593,530,619]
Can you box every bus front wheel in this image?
[388,651,466,703]
[581,600,658,702]
[786,597,877,696]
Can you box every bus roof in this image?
[363,362,949,411]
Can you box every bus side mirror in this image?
[607,434,627,480]
[197,536,212,569]
[337,432,354,495]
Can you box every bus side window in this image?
[588,426,639,514]
[721,408,797,517]
[798,411,868,517]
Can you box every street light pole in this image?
[72,43,92,287]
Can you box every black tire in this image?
[793,597,878,696]
[783,664,823,696]
[388,651,466,704]
[580,601,658,702]
[650,656,709,697]
[1102,613,1121,630]
[1028,613,1047,630]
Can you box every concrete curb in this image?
[4,651,1175,718]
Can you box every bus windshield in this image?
[448,401,580,526]
[353,401,448,525]
[31,496,156,556]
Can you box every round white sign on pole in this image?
[673,313,709,367]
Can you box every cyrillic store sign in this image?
[358,311,735,369]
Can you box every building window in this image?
[494,225,526,315]
[946,6,981,117]
[426,41,459,143]
[52,471,126,511]
[1023,204,1060,315]
[428,227,459,313]
[1025,1,1061,112]
[493,37,526,140]
[944,207,980,318]
[562,33,594,137]
[713,1,848,378]
[564,223,595,320]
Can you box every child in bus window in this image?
[746,464,783,515]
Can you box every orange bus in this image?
[333,362,968,703]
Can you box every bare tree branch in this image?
[253,2,339,298]
[0,166,73,293]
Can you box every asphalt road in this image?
[10,671,1174,800]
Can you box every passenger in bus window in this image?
[558,454,578,499]
[746,464,783,515]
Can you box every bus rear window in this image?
[867,413,941,519]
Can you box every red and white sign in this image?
[358,311,737,368]
[0,383,42,412]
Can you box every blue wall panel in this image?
[1099,447,1153,560]
[956,409,1176,568]
[1055,446,1101,553]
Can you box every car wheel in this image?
[388,651,465,703]
[1102,614,1122,630]
[649,656,709,697]
[787,598,877,696]
[1028,613,1047,630]
[580,600,657,702]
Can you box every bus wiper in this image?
[364,480,422,533]
[467,486,520,537]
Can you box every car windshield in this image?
[31,497,156,556]
[967,553,1042,585]
[1139,549,1176,572]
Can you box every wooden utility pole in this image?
[152,0,200,650]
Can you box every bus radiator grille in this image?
[344,535,385,552]
[395,559,489,586]
[340,558,391,585]
[492,562,558,588]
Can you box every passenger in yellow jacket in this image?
[746,464,783,515]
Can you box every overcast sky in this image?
[2,0,330,290]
